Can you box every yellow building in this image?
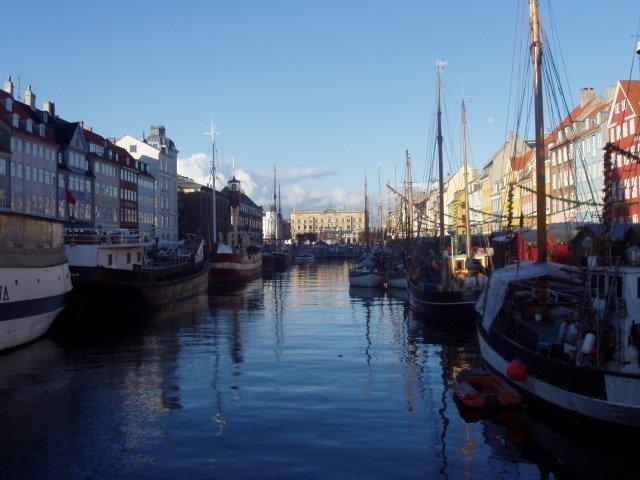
[290,209,365,244]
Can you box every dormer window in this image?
[26,119,33,132]
[5,98,12,111]
[39,124,45,136]
[12,113,19,127]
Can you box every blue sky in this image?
[3,1,639,216]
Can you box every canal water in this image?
[0,259,637,479]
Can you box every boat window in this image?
[127,252,131,263]
[137,252,142,263]
[108,254,113,266]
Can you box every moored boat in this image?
[64,229,209,309]
[294,252,315,263]
[452,369,523,409]
[384,259,407,289]
[475,0,640,429]
[262,247,291,272]
[349,251,384,288]
[205,123,262,287]
[407,64,490,317]
[1,211,73,352]
[348,175,384,288]
[348,268,385,288]
[209,240,262,284]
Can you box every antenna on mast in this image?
[205,119,222,244]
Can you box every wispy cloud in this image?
[279,167,338,182]
[177,154,359,216]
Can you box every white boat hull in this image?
[477,327,640,427]
[348,271,385,288]
[0,264,72,352]
[385,276,407,289]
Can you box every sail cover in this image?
[476,261,565,330]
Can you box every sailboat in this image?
[407,61,490,317]
[475,0,640,428]
[206,122,262,286]
[349,175,385,288]
[262,165,291,272]
[384,149,414,289]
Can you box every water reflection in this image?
[263,271,286,359]
[0,260,637,478]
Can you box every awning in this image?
[476,261,565,330]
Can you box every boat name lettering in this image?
[1,285,9,302]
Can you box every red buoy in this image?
[506,358,527,381]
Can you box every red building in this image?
[607,80,640,222]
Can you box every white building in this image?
[117,125,178,241]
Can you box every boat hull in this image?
[0,264,71,352]
[407,277,479,317]
[348,270,385,288]
[262,252,291,272]
[209,252,262,285]
[477,320,640,428]
[1,211,72,352]
[452,369,523,409]
[385,274,407,289]
[69,262,209,309]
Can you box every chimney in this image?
[24,85,36,107]
[607,84,617,102]
[43,100,55,116]
[580,87,595,107]
[3,76,13,96]
[79,120,84,128]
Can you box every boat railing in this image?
[64,228,153,246]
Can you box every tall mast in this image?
[272,164,277,212]
[530,0,546,263]
[461,98,472,257]
[277,184,282,241]
[271,164,277,241]
[405,149,414,239]
[377,163,383,240]
[205,121,218,244]
[364,174,370,249]
[436,59,446,240]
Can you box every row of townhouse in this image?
[411,81,640,237]
[0,76,179,241]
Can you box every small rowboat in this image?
[452,369,523,409]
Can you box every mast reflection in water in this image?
[0,259,636,479]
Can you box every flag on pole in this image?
[65,187,76,205]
